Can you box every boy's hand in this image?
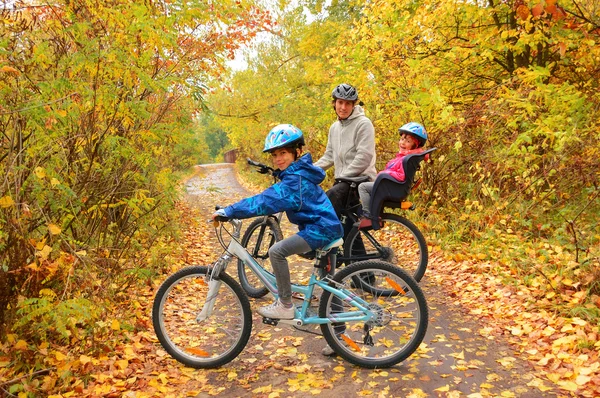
[212,208,227,220]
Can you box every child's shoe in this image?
[357,211,373,229]
[358,216,373,229]
[257,299,295,319]
[321,344,336,356]
[357,215,384,229]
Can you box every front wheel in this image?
[238,217,283,298]
[344,213,428,283]
[152,266,252,368]
[319,260,428,368]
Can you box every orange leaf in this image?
[385,277,406,295]
[516,5,530,20]
[0,65,20,75]
[341,334,361,352]
[558,42,567,57]
[186,347,210,357]
[532,3,544,17]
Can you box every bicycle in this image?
[152,214,428,369]
[238,149,436,299]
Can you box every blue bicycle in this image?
[152,214,428,369]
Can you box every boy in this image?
[213,124,343,319]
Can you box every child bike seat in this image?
[368,147,437,231]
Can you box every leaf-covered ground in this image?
[11,163,597,397]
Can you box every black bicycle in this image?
[238,149,436,298]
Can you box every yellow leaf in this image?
[406,389,428,398]
[116,359,128,370]
[252,385,272,393]
[51,178,60,187]
[435,385,450,392]
[15,340,28,351]
[111,319,120,330]
[333,365,345,373]
[557,380,578,392]
[510,326,522,336]
[575,375,591,386]
[450,351,465,360]
[48,224,62,235]
[37,245,52,261]
[55,351,66,361]
[80,355,91,365]
[0,196,15,208]
[34,167,46,179]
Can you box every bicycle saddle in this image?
[335,176,371,187]
[322,238,344,251]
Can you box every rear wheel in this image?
[344,213,428,285]
[237,217,283,298]
[319,260,428,368]
[152,266,252,368]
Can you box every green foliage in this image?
[14,292,98,344]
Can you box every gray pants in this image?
[268,234,311,305]
[358,181,375,216]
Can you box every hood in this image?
[278,153,325,185]
[340,105,366,124]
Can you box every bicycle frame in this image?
[205,220,375,327]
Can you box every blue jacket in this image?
[224,153,343,250]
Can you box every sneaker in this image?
[257,300,295,320]
[321,344,336,356]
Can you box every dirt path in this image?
[164,163,562,397]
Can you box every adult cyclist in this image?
[314,83,377,356]
[314,83,377,223]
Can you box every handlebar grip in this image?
[247,158,274,175]
[247,158,263,167]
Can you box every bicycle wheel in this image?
[344,213,428,283]
[319,260,428,368]
[152,266,252,368]
[237,217,283,298]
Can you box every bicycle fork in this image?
[196,253,232,322]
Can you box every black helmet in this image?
[332,83,358,101]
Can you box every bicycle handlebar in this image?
[247,158,274,175]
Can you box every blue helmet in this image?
[263,124,305,153]
[398,122,427,148]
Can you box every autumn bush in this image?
[0,1,269,391]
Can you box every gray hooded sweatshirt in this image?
[315,105,377,181]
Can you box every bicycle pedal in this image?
[262,317,279,326]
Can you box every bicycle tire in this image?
[237,217,283,298]
[152,266,252,368]
[343,213,428,284]
[319,260,428,368]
